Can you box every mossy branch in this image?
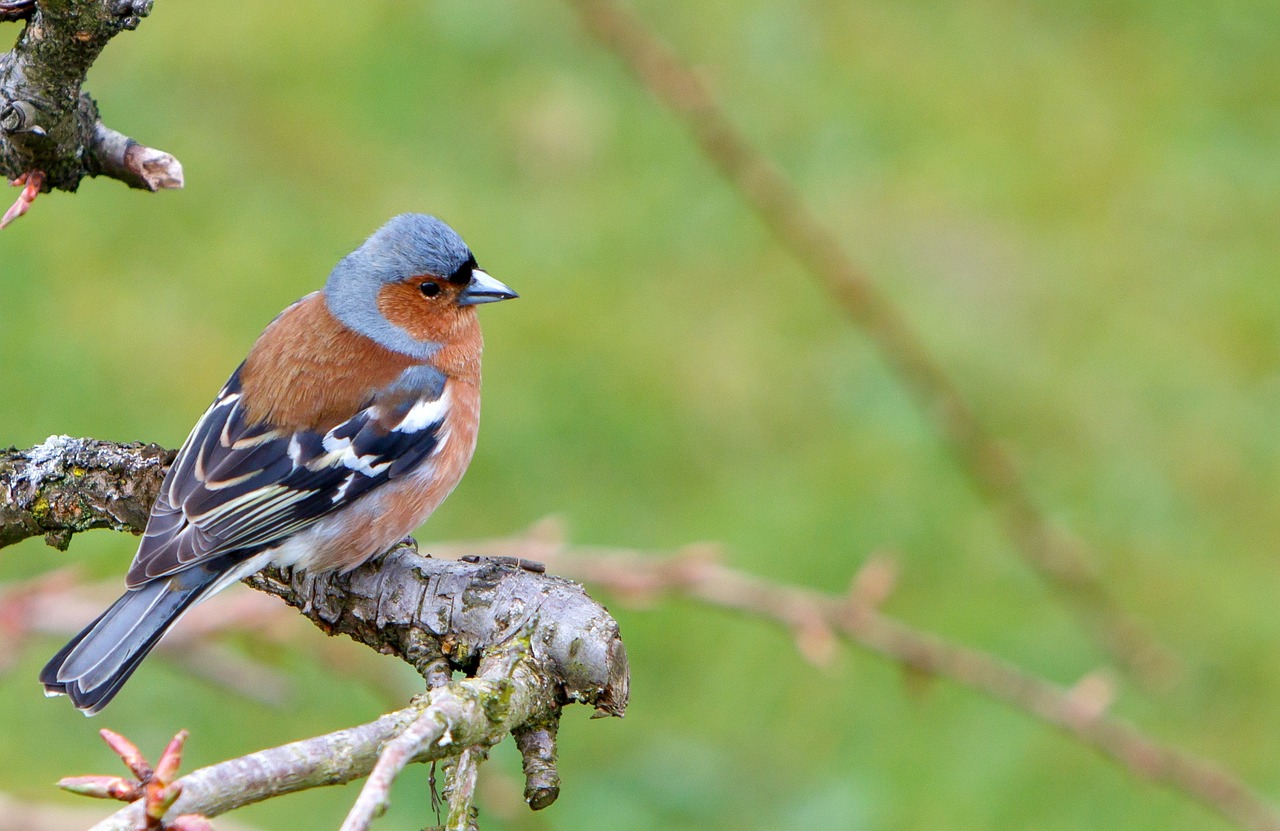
[0,0,182,212]
[87,632,575,831]
[0,436,174,550]
[0,437,628,829]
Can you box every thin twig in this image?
[521,539,1279,831]
[340,706,450,831]
[560,0,1168,682]
[443,748,483,831]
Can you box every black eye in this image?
[419,282,441,298]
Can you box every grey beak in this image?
[458,269,518,306]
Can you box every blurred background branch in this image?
[436,521,1280,831]
[562,0,1170,684]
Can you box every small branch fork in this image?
[0,438,628,831]
[0,0,183,229]
[338,638,539,831]
[437,522,1280,831]
[85,620,593,831]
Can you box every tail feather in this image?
[40,571,218,715]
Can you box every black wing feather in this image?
[126,368,444,588]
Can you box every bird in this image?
[40,213,517,714]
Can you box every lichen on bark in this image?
[1,436,628,828]
[0,435,174,549]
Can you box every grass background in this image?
[2,1,1279,828]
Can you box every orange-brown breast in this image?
[379,379,479,540]
[307,378,483,572]
[239,293,417,432]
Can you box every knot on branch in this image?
[0,97,42,135]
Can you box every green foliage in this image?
[2,1,1279,828]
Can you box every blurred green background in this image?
[2,1,1280,828]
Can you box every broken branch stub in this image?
[0,0,183,211]
[3,436,628,826]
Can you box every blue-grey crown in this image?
[324,214,476,358]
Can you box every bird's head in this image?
[324,214,517,358]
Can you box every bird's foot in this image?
[459,553,546,574]
[391,535,421,555]
[0,0,34,22]
[1,170,44,230]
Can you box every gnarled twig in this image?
[0,0,183,227]
[0,438,628,829]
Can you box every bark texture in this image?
[245,553,629,718]
[0,435,174,550]
[0,0,183,194]
[0,436,628,827]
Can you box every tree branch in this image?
[0,438,628,828]
[9,436,1266,829]
[440,526,1280,831]
[0,435,173,550]
[0,0,183,224]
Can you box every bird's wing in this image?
[125,367,447,587]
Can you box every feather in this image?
[125,368,447,588]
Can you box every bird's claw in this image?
[392,535,421,555]
[1,170,44,230]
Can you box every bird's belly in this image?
[273,497,427,573]
[270,452,470,574]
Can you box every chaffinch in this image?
[41,213,517,714]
